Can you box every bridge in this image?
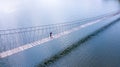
[0,11,120,66]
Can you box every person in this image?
[50,32,52,38]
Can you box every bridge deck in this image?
[0,16,107,58]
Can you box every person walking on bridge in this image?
[50,32,53,38]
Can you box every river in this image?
[0,0,120,67]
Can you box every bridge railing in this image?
[0,12,116,53]
[0,22,78,52]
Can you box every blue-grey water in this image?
[0,0,120,30]
[0,0,120,67]
[48,15,120,67]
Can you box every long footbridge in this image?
[0,11,120,59]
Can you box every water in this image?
[48,15,120,67]
[0,0,120,67]
[0,0,120,30]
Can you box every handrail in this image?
[0,11,120,54]
[0,11,118,32]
